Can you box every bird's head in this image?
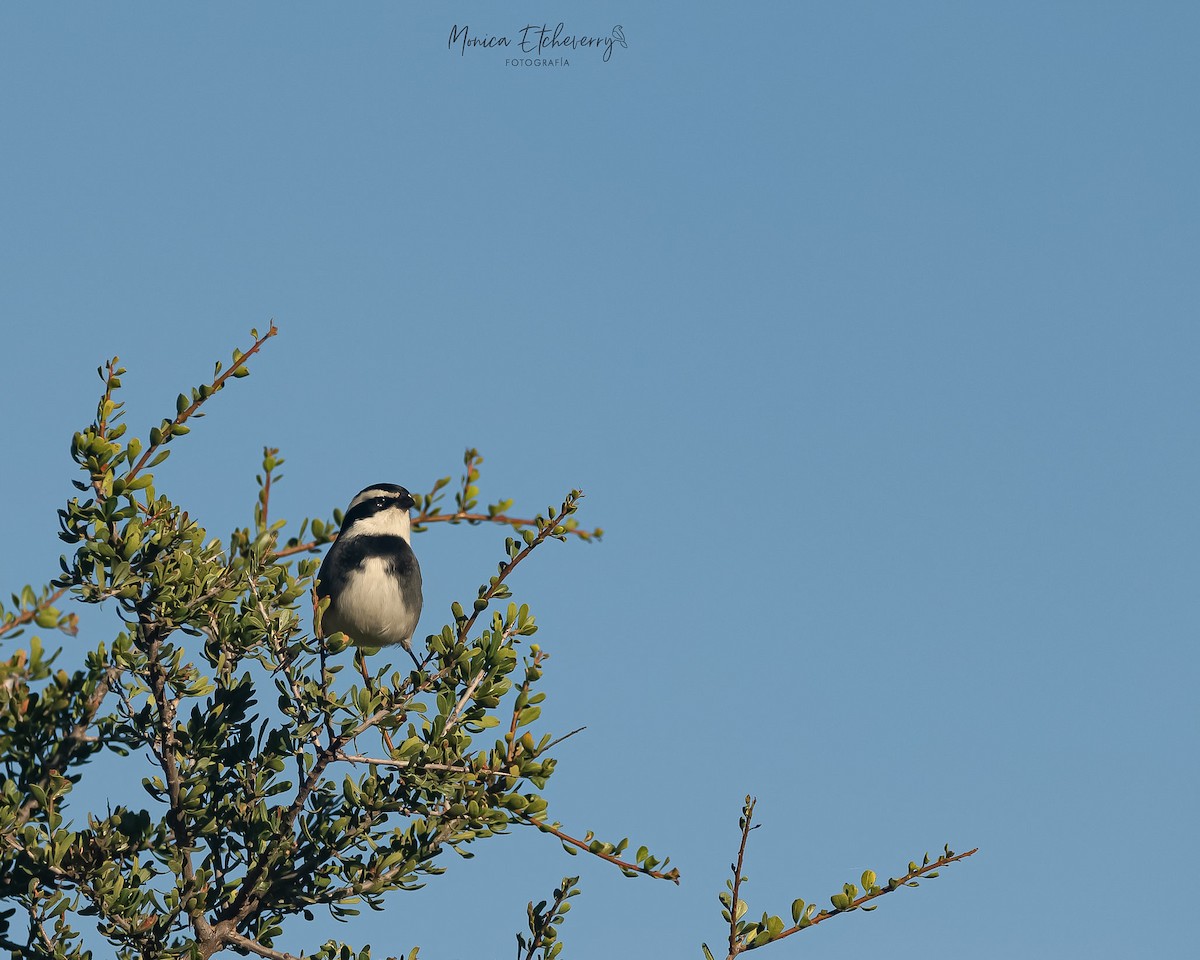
[339,483,417,542]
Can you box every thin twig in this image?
[16,664,120,827]
[336,752,525,779]
[445,669,489,733]
[415,510,597,536]
[90,357,122,500]
[258,448,278,534]
[768,847,980,945]
[728,798,756,957]
[515,811,680,883]
[518,877,575,960]
[225,696,402,927]
[143,617,215,944]
[722,833,980,958]
[456,498,577,648]
[270,505,596,560]
[0,587,69,640]
[127,323,277,482]
[541,725,587,753]
[503,656,540,767]
[270,541,331,560]
[222,930,302,960]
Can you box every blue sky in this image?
[1,3,1197,958]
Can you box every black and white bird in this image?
[316,483,424,663]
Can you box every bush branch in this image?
[0,586,69,640]
[728,798,756,957]
[127,323,277,482]
[514,811,681,883]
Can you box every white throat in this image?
[340,508,411,543]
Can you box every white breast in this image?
[326,556,418,648]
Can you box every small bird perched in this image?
[316,483,424,664]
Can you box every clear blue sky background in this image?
[1,3,1197,958]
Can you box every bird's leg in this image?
[355,647,398,754]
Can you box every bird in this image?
[315,483,424,666]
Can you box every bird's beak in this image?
[401,494,416,511]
